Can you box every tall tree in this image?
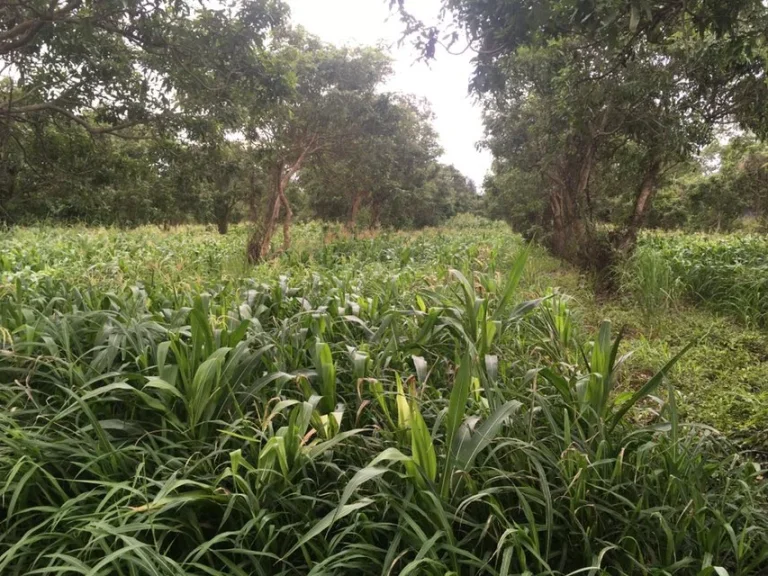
[0,0,290,223]
[244,31,391,261]
[0,0,288,131]
[397,0,768,265]
[163,1,293,236]
[302,92,444,231]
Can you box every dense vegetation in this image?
[397,0,768,268]
[627,233,768,328]
[0,2,480,251]
[3,0,768,574]
[646,136,768,233]
[1,220,767,575]
[4,0,766,256]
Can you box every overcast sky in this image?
[286,0,492,187]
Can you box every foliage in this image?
[483,165,547,241]
[243,33,395,260]
[633,232,768,328]
[0,0,289,132]
[301,102,482,231]
[496,225,768,452]
[399,0,768,264]
[1,222,767,574]
[645,135,768,233]
[297,92,443,231]
[619,243,683,317]
[0,3,479,242]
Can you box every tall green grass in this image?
[620,243,682,318]
[1,221,767,574]
[633,232,768,327]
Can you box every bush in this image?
[621,243,682,316]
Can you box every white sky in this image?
[286,0,492,187]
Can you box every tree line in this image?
[4,0,768,269]
[397,0,768,272]
[646,134,768,232]
[0,0,480,261]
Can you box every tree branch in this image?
[5,103,145,137]
[0,0,82,54]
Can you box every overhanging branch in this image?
[3,103,146,137]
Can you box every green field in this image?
[1,219,767,575]
[632,233,768,328]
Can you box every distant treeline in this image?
[0,116,481,233]
[0,5,480,261]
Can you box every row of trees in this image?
[400,0,768,269]
[0,0,479,260]
[8,0,764,267]
[485,131,768,237]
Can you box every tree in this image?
[0,0,290,226]
[482,34,721,261]
[161,2,293,236]
[181,142,256,235]
[243,32,392,262]
[396,0,768,266]
[647,134,768,232]
[301,92,401,231]
[405,163,480,227]
[0,0,288,132]
[303,92,445,231]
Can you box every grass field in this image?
[632,232,768,328]
[618,232,768,444]
[1,218,767,575]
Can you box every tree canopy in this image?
[0,1,481,253]
[398,0,768,269]
[4,0,766,268]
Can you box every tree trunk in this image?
[546,135,598,265]
[216,201,231,235]
[247,166,283,263]
[246,141,315,263]
[549,186,569,258]
[617,158,662,254]
[251,188,281,262]
[370,201,381,230]
[280,188,293,252]
[549,183,587,264]
[0,79,14,222]
[348,190,366,233]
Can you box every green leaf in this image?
[287,500,374,557]
[314,340,336,414]
[609,340,694,432]
[454,400,522,470]
[143,376,184,400]
[494,245,529,321]
[441,350,473,497]
[410,401,437,482]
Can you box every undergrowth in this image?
[630,232,768,328]
[1,219,767,574]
